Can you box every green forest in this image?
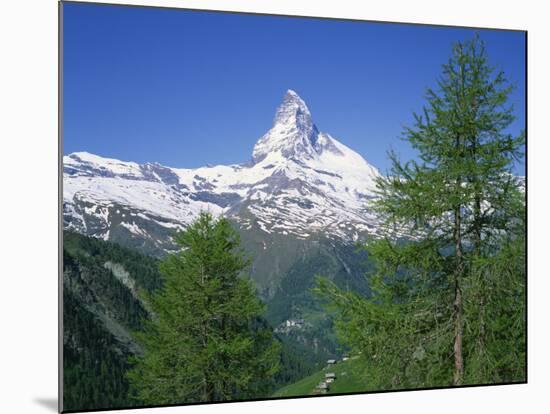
[63,224,321,411]
[63,36,525,411]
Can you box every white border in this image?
[1,1,547,413]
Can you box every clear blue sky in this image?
[62,2,526,174]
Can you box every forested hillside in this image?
[62,230,337,410]
[62,231,163,411]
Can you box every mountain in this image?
[63,90,379,361]
[63,89,382,253]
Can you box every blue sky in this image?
[62,2,526,174]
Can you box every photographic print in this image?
[60,1,526,412]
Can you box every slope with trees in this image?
[62,231,164,411]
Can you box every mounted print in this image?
[60,1,527,412]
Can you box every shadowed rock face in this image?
[140,163,181,186]
[252,89,321,164]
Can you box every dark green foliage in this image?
[62,231,164,412]
[265,243,371,326]
[274,334,329,386]
[127,212,280,405]
[63,227,345,409]
[63,290,132,411]
[64,231,162,293]
[264,243,370,381]
[462,225,526,383]
[316,35,525,390]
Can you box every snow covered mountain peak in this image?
[252,90,321,164]
[273,89,312,125]
[64,90,385,247]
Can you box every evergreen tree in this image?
[127,212,280,404]
[316,35,525,389]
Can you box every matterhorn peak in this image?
[274,89,312,123]
[252,89,320,164]
[64,88,384,249]
[272,89,315,133]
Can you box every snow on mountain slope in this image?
[63,90,383,245]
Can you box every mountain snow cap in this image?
[273,89,312,125]
[252,89,320,163]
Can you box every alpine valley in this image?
[63,90,384,409]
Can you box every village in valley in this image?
[313,355,351,395]
[273,318,356,395]
[274,318,307,334]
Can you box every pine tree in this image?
[127,212,280,404]
[316,35,525,389]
